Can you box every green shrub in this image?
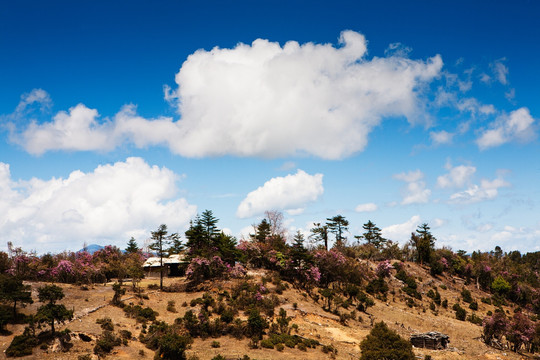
[461,288,473,303]
[6,332,38,357]
[211,355,226,360]
[211,340,220,348]
[469,301,478,311]
[285,338,296,348]
[167,300,177,313]
[260,339,274,349]
[491,276,511,296]
[94,331,121,356]
[453,304,467,321]
[276,343,285,351]
[366,278,388,295]
[96,317,114,331]
[322,344,337,354]
[123,305,158,323]
[467,313,483,325]
[360,322,414,360]
[297,342,307,351]
[119,330,132,340]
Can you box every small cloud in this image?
[382,215,421,243]
[355,202,378,212]
[286,208,305,216]
[432,218,446,228]
[384,42,412,57]
[430,130,454,146]
[236,170,323,218]
[450,175,510,204]
[437,163,476,188]
[490,58,509,85]
[476,223,493,232]
[15,89,52,114]
[477,107,536,150]
[393,170,431,205]
[505,88,516,101]
[279,161,296,171]
[479,73,491,84]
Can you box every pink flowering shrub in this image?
[186,256,246,284]
[376,260,393,278]
[482,311,508,345]
[507,312,535,352]
[314,249,350,286]
[52,260,75,283]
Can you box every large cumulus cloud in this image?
[0,158,197,252]
[14,31,443,159]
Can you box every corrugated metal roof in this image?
[143,254,187,267]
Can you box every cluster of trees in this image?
[2,209,540,357]
[1,242,145,285]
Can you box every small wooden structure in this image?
[143,254,188,277]
[410,331,449,350]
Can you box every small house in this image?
[143,253,189,277]
[410,331,449,350]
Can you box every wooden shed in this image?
[410,331,449,350]
[143,254,189,277]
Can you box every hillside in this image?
[0,261,531,360]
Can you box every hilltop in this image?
[1,212,539,359]
[0,260,534,360]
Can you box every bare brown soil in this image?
[0,263,534,360]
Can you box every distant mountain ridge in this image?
[77,244,104,254]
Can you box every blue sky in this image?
[1,0,539,254]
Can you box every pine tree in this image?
[125,237,139,253]
[410,223,435,265]
[149,224,174,290]
[326,215,349,248]
[290,231,308,267]
[310,222,329,250]
[0,274,33,318]
[252,219,271,243]
[35,285,73,335]
[359,220,387,249]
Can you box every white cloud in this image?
[13,31,443,159]
[236,170,323,218]
[476,223,493,232]
[505,88,516,101]
[393,170,431,205]
[286,208,305,216]
[355,202,378,212]
[15,89,52,113]
[0,157,197,252]
[279,161,297,171]
[476,107,536,150]
[480,73,491,84]
[382,215,421,243]
[430,130,454,146]
[431,218,446,228]
[17,104,116,155]
[437,163,476,188]
[491,58,509,85]
[450,176,510,204]
[457,98,496,116]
